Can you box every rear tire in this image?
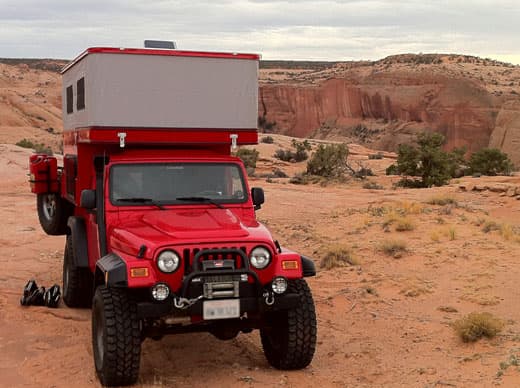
[62,235,93,308]
[37,193,72,235]
[260,279,317,369]
[92,286,141,386]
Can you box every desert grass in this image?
[394,217,415,231]
[320,245,359,270]
[426,195,458,206]
[397,201,423,215]
[444,226,457,241]
[482,220,501,233]
[382,210,415,232]
[453,312,504,342]
[379,239,408,257]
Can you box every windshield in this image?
[110,163,247,206]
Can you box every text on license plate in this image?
[203,299,240,320]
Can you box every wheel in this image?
[260,279,317,369]
[92,286,141,386]
[37,193,72,235]
[62,235,93,308]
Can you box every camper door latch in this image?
[230,134,238,151]
[117,132,127,148]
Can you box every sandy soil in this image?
[2,143,520,387]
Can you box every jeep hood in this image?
[141,208,250,239]
[109,208,269,258]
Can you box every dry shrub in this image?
[430,231,440,242]
[397,201,423,215]
[482,220,501,233]
[382,209,400,229]
[320,246,358,270]
[379,239,407,257]
[500,223,514,240]
[395,217,415,231]
[383,211,414,232]
[362,181,384,190]
[442,226,457,240]
[453,312,504,342]
[427,195,458,206]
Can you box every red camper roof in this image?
[62,47,261,74]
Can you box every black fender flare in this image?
[301,255,316,277]
[95,253,128,287]
[66,216,89,268]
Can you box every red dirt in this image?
[2,142,520,387]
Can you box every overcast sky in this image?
[1,0,519,64]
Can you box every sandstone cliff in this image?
[259,54,520,165]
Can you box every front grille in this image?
[182,246,247,273]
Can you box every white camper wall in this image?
[62,52,258,131]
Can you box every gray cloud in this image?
[0,0,519,62]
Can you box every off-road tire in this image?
[260,279,317,369]
[62,235,93,308]
[37,193,72,235]
[92,286,141,386]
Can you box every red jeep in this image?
[29,45,316,386]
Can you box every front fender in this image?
[95,253,128,287]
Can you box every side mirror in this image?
[251,187,264,210]
[80,189,96,209]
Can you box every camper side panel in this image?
[62,53,258,131]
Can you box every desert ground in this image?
[1,137,520,388]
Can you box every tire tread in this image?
[261,279,317,369]
[93,286,141,386]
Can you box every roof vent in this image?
[144,40,176,49]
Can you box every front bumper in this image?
[137,248,298,320]
[136,292,299,319]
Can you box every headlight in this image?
[250,246,271,269]
[157,250,180,273]
[151,283,170,301]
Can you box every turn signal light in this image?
[130,267,149,278]
[282,260,299,270]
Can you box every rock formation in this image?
[259,55,520,165]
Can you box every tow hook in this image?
[263,290,275,306]
[173,295,203,309]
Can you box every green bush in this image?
[386,164,399,175]
[258,116,276,132]
[273,139,311,162]
[236,148,259,169]
[274,149,295,162]
[391,132,465,187]
[261,136,274,144]
[306,143,349,178]
[16,138,53,155]
[469,148,513,176]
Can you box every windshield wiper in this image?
[115,197,166,210]
[175,197,225,209]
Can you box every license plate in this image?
[203,299,240,320]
